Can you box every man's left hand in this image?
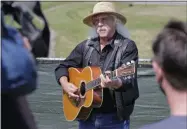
[100,71,122,89]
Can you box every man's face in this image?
[92,14,116,38]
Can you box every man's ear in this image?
[152,61,164,84]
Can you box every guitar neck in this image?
[86,70,118,91]
[85,63,135,91]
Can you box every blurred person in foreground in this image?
[139,20,187,129]
[1,15,38,129]
[1,1,50,129]
[55,2,139,129]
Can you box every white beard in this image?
[87,21,130,39]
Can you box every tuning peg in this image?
[126,62,131,65]
[131,60,135,64]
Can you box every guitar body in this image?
[63,66,103,121]
[62,61,136,121]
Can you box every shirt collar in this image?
[88,31,118,49]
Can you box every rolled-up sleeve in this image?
[54,40,86,85]
[115,40,139,92]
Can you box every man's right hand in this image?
[63,82,79,99]
[59,76,79,99]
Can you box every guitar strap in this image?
[105,38,129,104]
[103,37,130,72]
[102,39,122,105]
[103,39,122,72]
[83,39,94,66]
[114,39,129,69]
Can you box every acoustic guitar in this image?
[62,60,136,121]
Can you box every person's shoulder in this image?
[139,123,159,129]
[76,39,88,46]
[126,38,137,49]
[138,116,186,129]
[138,120,166,129]
[76,37,98,49]
[73,39,89,50]
[122,38,138,53]
[70,38,94,53]
[117,32,136,43]
[117,34,137,49]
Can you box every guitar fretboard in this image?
[86,70,117,91]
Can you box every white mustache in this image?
[98,28,106,31]
[87,20,131,39]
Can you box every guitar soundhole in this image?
[80,82,86,96]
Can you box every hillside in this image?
[42,2,186,58]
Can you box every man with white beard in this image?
[55,2,139,129]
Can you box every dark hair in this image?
[152,19,187,91]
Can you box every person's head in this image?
[92,13,116,38]
[152,19,187,94]
[83,2,130,39]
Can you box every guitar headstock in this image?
[116,60,136,78]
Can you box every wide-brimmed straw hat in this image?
[83,2,127,27]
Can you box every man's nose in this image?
[98,20,104,27]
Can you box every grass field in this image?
[38,2,187,58]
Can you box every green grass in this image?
[40,2,187,58]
